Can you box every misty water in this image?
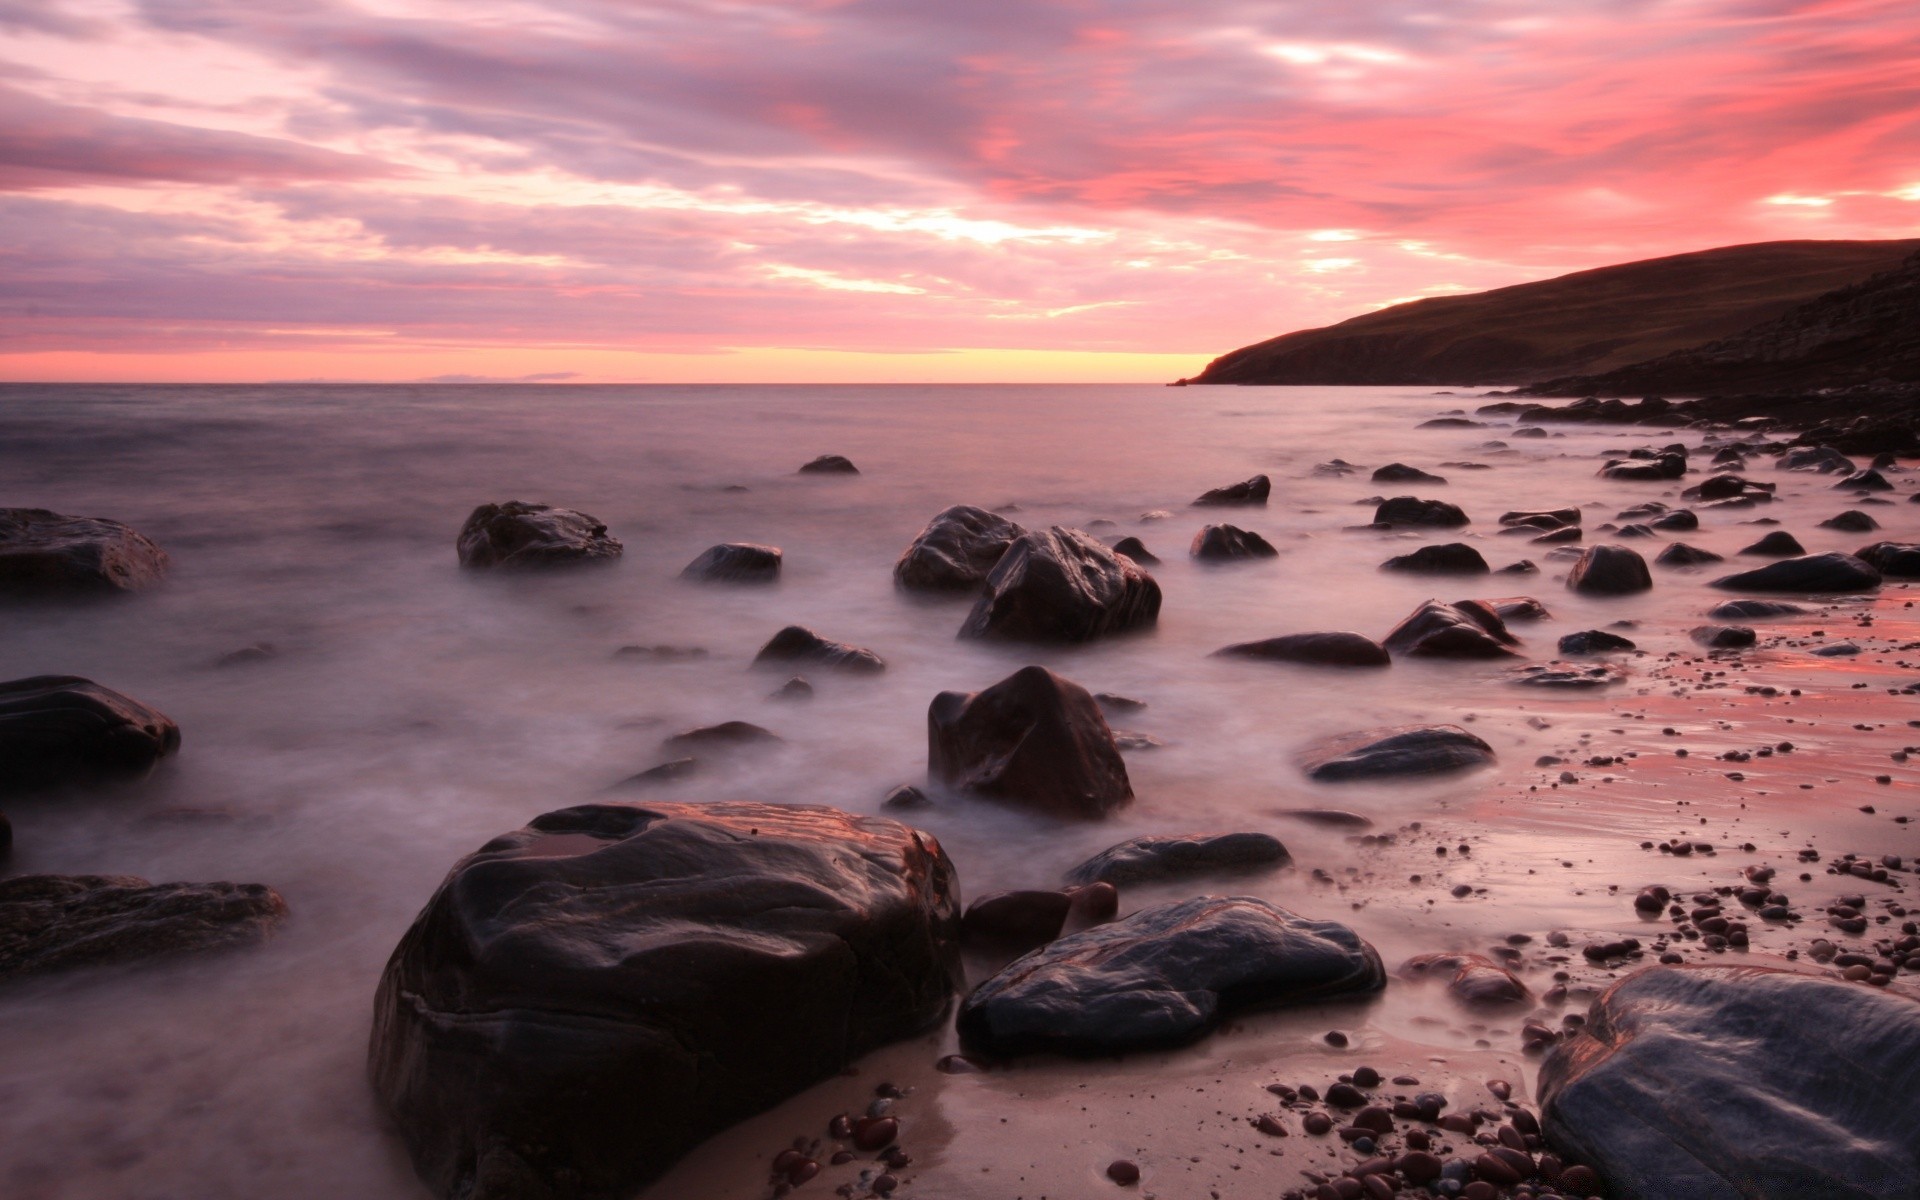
[0,383,1912,1198]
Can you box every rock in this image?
[956,897,1383,1055]
[1299,724,1495,782]
[960,528,1161,643]
[752,626,886,674]
[1539,964,1920,1200]
[1382,599,1520,658]
[1567,545,1653,595]
[1270,808,1373,829]
[1779,445,1855,473]
[1684,474,1773,503]
[1615,522,1658,538]
[1373,463,1447,485]
[612,758,698,789]
[0,676,180,794]
[1691,625,1757,649]
[1710,552,1881,592]
[1532,525,1583,544]
[1498,559,1540,574]
[1381,543,1488,574]
[214,642,278,668]
[1650,509,1699,532]
[661,721,781,754]
[881,784,929,810]
[928,666,1131,818]
[0,508,170,595]
[1470,595,1549,623]
[1505,661,1626,688]
[797,454,859,474]
[1600,453,1685,481]
[1500,508,1581,529]
[962,890,1072,952]
[1213,632,1390,668]
[1193,475,1271,506]
[456,501,622,568]
[768,676,813,702]
[1418,417,1482,428]
[1191,524,1279,561]
[1656,543,1724,568]
[1559,630,1636,655]
[893,506,1025,592]
[1836,468,1893,491]
[1399,952,1532,1009]
[1856,541,1920,577]
[680,543,781,583]
[1109,536,1159,565]
[1707,599,1808,619]
[1739,530,1805,556]
[1063,833,1290,887]
[0,874,286,982]
[1375,497,1469,528]
[1094,693,1147,713]
[1820,510,1879,533]
[369,801,959,1199]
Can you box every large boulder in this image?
[1212,632,1390,667]
[893,506,1026,592]
[956,897,1383,1056]
[1382,599,1520,658]
[1192,474,1270,506]
[928,666,1131,818]
[0,874,286,983]
[0,676,179,794]
[1567,544,1652,595]
[1374,496,1468,527]
[0,508,170,595]
[1063,832,1290,887]
[751,625,885,674]
[456,502,622,568]
[1299,724,1495,782]
[1190,524,1278,561]
[959,527,1160,643]
[1856,542,1920,578]
[1711,552,1881,593]
[679,543,781,583]
[369,801,959,1199]
[1539,965,1920,1200]
[1380,543,1488,574]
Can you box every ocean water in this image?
[0,382,1912,1199]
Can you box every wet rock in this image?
[1532,525,1583,545]
[1191,524,1279,560]
[1559,630,1636,655]
[1500,508,1580,529]
[0,508,170,595]
[1109,535,1159,564]
[1820,510,1879,533]
[1836,468,1893,491]
[612,758,697,789]
[371,802,957,1199]
[1683,474,1773,503]
[0,874,286,982]
[1710,552,1881,592]
[1567,545,1653,595]
[1650,509,1699,532]
[1063,832,1290,887]
[679,542,781,584]
[956,896,1383,1055]
[1691,625,1756,649]
[1213,632,1390,668]
[1779,445,1854,473]
[1193,474,1271,506]
[1615,523,1658,538]
[1094,693,1147,713]
[214,642,278,668]
[660,721,780,754]
[1656,543,1724,567]
[1400,952,1532,1009]
[1374,496,1469,528]
[1383,599,1520,658]
[962,890,1073,953]
[797,454,859,474]
[893,506,1026,593]
[1381,543,1488,574]
[1478,595,1550,622]
[1299,724,1495,782]
[1856,541,1920,578]
[880,784,929,810]
[1505,661,1627,688]
[456,501,622,568]
[1373,463,1447,485]
[752,626,886,674]
[1271,808,1373,829]
[0,676,180,794]
[960,528,1160,643]
[1539,964,1920,1200]
[614,644,708,663]
[1706,598,1806,619]
[768,676,813,702]
[1738,530,1805,557]
[1600,452,1685,481]
[928,665,1131,819]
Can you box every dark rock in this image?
[1707,599,1808,619]
[1109,536,1159,565]
[1418,417,1483,428]
[1375,497,1469,527]
[1506,661,1626,688]
[1820,510,1879,532]
[1500,508,1581,529]
[661,721,781,754]
[893,506,1025,593]
[1532,525,1583,544]
[1710,552,1881,592]
[456,501,621,568]
[1383,599,1520,658]
[880,784,929,810]
[1299,724,1495,782]
[1559,630,1636,655]
[1213,632,1390,668]
[1373,463,1447,485]
[1856,541,1920,577]
[1650,509,1699,532]
[797,454,859,474]
[1739,531,1805,556]
[0,508,170,595]
[370,801,959,1199]
[962,890,1072,952]
[1400,952,1532,1009]
[0,873,286,982]
[1497,559,1540,574]
[1063,832,1290,887]
[1539,965,1920,1200]
[1600,453,1685,481]
[612,758,698,789]
[1779,446,1855,473]
[752,626,886,674]
[1567,545,1653,595]
[1191,524,1278,561]
[1270,808,1373,829]
[928,666,1131,819]
[1381,543,1488,574]
[0,676,180,794]
[768,676,813,702]
[1691,625,1757,649]
[1683,474,1773,503]
[1836,468,1893,491]
[1614,523,1658,538]
[1193,475,1271,506]
[680,542,781,583]
[1480,595,1551,622]
[956,897,1383,1055]
[1657,543,1724,568]
[960,528,1161,643]
[1094,693,1147,713]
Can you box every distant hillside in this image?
[1186,239,1920,386]
[1527,249,1920,396]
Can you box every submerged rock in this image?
[1738,530,1805,557]
[1399,952,1532,1009]
[456,501,622,568]
[961,890,1073,953]
[1856,541,1920,578]
[928,666,1131,819]
[1600,452,1685,481]
[1820,510,1879,533]
[0,508,170,595]
[1372,463,1447,485]
[1191,524,1278,561]
[1299,724,1495,782]
[1381,543,1488,574]
[893,506,1026,592]
[1213,632,1390,668]
[1707,598,1808,619]
[369,801,959,1200]
[1559,629,1637,655]
[956,896,1383,1056]
[1374,496,1469,527]
[1539,964,1920,1200]
[1382,599,1520,658]
[1656,542,1724,568]
[0,874,286,983]
[1109,535,1159,564]
[0,676,180,794]
[1063,832,1290,887]
[1500,508,1580,529]
[1506,661,1627,688]
[660,721,781,754]
[680,542,781,583]
[1691,625,1757,649]
[1650,509,1699,532]
[1567,544,1653,595]
[1192,474,1271,506]
[959,527,1160,643]
[1711,552,1881,592]
[752,625,886,674]
[1779,445,1855,473]
[797,454,859,474]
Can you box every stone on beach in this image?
[1707,598,1808,619]
[1383,599,1520,658]
[928,665,1132,818]
[1710,552,1881,592]
[1109,535,1159,564]
[959,527,1160,643]
[1374,496,1469,527]
[0,675,180,794]
[0,508,170,595]
[752,625,886,673]
[1372,463,1447,485]
[1299,724,1495,782]
[1063,832,1291,887]
[1191,524,1279,561]
[1559,629,1636,655]
[1192,474,1271,506]
[893,505,1026,592]
[1855,541,1920,577]
[1505,661,1627,688]
[1500,508,1580,529]
[1820,510,1879,532]
[797,454,859,474]
[456,501,622,568]
[1567,544,1652,595]
[1399,952,1532,1009]
[1381,542,1488,574]
[1213,632,1390,668]
[679,542,781,583]
[1738,530,1804,556]
[1656,542,1723,568]
[0,873,286,983]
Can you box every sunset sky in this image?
[3,0,1918,382]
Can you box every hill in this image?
[1185,239,1920,386]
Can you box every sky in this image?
[1,0,1917,383]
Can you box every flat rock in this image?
[956,897,1383,1055]
[1539,965,1920,1200]
[1856,541,1920,577]
[1063,832,1290,887]
[1568,544,1653,595]
[0,874,286,983]
[797,454,859,474]
[1836,468,1893,491]
[1374,496,1468,527]
[1691,624,1757,649]
[751,625,886,674]
[0,508,170,595]
[1707,598,1808,619]
[893,506,1026,592]
[680,542,781,583]
[1213,632,1390,668]
[928,666,1131,819]
[1372,463,1447,485]
[1559,629,1636,655]
[369,801,959,1199]
[1383,599,1520,658]
[1711,552,1881,593]
[1192,475,1271,506]
[1270,808,1373,829]
[0,675,180,794]
[960,527,1160,643]
[1505,661,1626,688]
[1191,524,1278,560]
[456,501,622,568]
[1299,724,1495,782]
[1381,543,1488,574]
[660,721,781,753]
